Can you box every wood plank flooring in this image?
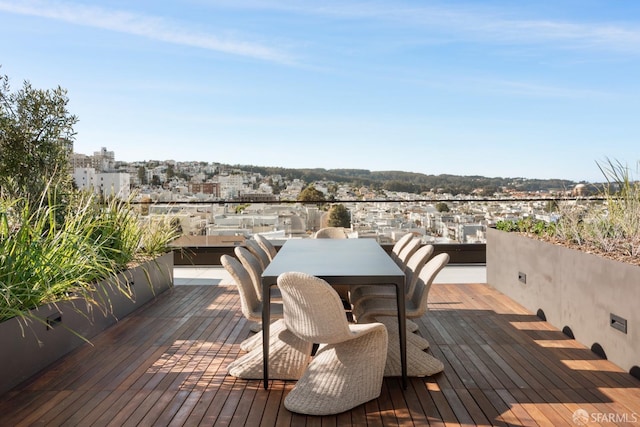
[1,281,639,426]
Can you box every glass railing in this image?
[132,197,606,265]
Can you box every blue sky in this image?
[2,0,639,182]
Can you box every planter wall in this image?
[0,252,174,395]
[487,227,639,375]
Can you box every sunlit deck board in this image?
[1,281,639,426]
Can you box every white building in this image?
[218,174,245,199]
[73,167,97,192]
[97,172,131,199]
[92,147,116,172]
[73,167,130,199]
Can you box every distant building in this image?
[188,182,220,197]
[70,152,93,169]
[92,147,116,172]
[238,192,278,202]
[218,174,245,199]
[572,183,596,197]
[98,172,131,199]
[73,167,130,199]
[73,167,97,192]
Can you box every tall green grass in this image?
[0,188,179,323]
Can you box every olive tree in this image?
[0,72,78,200]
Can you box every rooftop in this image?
[1,266,639,426]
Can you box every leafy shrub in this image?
[495,218,554,236]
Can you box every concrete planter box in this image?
[487,227,639,376]
[0,252,174,395]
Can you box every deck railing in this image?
[145,197,604,266]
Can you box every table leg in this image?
[262,283,270,390]
[396,281,407,389]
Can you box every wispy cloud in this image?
[0,0,294,64]
[203,0,640,54]
[466,77,614,99]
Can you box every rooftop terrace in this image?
[1,266,639,426]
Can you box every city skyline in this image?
[2,0,640,182]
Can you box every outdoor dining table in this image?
[261,238,408,389]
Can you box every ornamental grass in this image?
[496,158,640,266]
[0,187,179,323]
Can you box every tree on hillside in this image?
[298,185,326,203]
[138,166,148,185]
[435,202,450,212]
[166,164,175,179]
[327,204,351,228]
[0,72,78,200]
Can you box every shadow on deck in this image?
[1,280,639,426]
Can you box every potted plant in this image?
[487,159,640,379]
[0,189,179,394]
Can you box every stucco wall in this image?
[487,227,639,374]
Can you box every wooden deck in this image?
[1,281,639,426]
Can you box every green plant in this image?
[0,186,179,324]
[138,217,182,259]
[495,218,553,236]
[497,158,640,265]
[1,193,116,323]
[597,158,640,257]
[0,72,78,202]
[327,204,351,228]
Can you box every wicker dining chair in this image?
[353,253,450,324]
[352,253,449,378]
[395,237,421,268]
[313,227,349,239]
[234,246,265,302]
[349,244,435,307]
[390,233,414,263]
[277,272,388,416]
[220,254,280,348]
[221,255,312,380]
[254,234,277,261]
[244,238,270,270]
